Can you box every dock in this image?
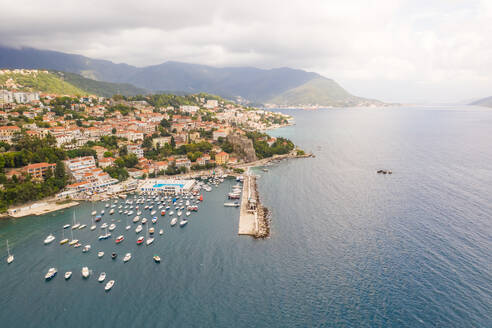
[7,201,79,218]
[238,174,270,238]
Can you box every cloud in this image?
[0,0,490,102]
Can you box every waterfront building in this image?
[138,179,196,194]
[215,151,230,165]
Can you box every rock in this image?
[227,133,258,162]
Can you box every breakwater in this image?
[238,174,270,238]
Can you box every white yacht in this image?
[101,223,108,229]
[123,253,131,263]
[82,245,91,253]
[135,225,143,234]
[186,211,191,217]
[64,271,72,280]
[177,211,182,217]
[45,268,57,280]
[44,234,55,245]
[170,218,178,226]
[108,223,116,231]
[133,216,140,223]
[98,272,106,283]
[105,280,115,291]
[82,267,90,278]
[141,217,148,225]
[179,219,188,227]
[98,251,104,258]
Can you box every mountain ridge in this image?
[0,45,384,106]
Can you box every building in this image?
[0,125,21,143]
[98,157,115,168]
[204,99,218,109]
[152,136,171,148]
[22,162,56,180]
[13,92,40,104]
[127,144,144,158]
[139,179,196,194]
[175,158,191,169]
[180,105,200,113]
[215,151,229,165]
[213,129,228,141]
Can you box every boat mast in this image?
[6,240,10,256]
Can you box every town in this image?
[0,69,299,214]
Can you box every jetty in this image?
[7,200,79,218]
[238,173,269,238]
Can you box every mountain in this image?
[0,70,146,97]
[470,96,492,108]
[0,45,384,106]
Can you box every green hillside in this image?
[57,71,147,97]
[0,70,147,97]
[0,70,86,95]
[268,77,382,107]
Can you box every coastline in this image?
[5,199,80,218]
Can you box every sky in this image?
[0,0,490,103]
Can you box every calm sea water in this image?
[1,106,491,327]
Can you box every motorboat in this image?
[78,224,87,230]
[177,211,182,217]
[98,272,106,283]
[133,216,140,223]
[82,267,90,278]
[95,215,102,222]
[135,225,143,234]
[149,227,155,234]
[146,237,154,245]
[105,280,115,291]
[63,224,71,229]
[82,245,91,253]
[170,218,178,226]
[151,210,156,216]
[101,223,108,229]
[137,236,144,245]
[161,210,166,216]
[153,255,161,263]
[109,209,115,215]
[115,235,124,244]
[186,211,191,217]
[101,210,105,215]
[45,268,57,280]
[44,234,55,245]
[74,243,81,248]
[98,251,104,258]
[141,218,148,225]
[179,219,188,227]
[72,223,80,230]
[169,211,174,216]
[126,224,131,231]
[151,217,157,224]
[91,210,97,216]
[111,252,117,259]
[108,223,116,231]
[159,229,164,235]
[64,271,72,280]
[123,253,131,262]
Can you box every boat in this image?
[169,211,174,216]
[45,268,57,280]
[90,216,96,231]
[112,252,117,259]
[141,217,148,224]
[161,210,166,216]
[146,225,154,245]
[170,218,178,226]
[64,271,72,280]
[82,267,90,278]
[135,225,143,234]
[59,229,69,245]
[74,243,81,248]
[82,245,91,253]
[123,253,131,262]
[101,223,108,229]
[159,229,164,235]
[69,229,78,246]
[105,280,115,291]
[108,223,116,231]
[71,211,80,229]
[98,272,106,283]
[115,235,124,244]
[78,224,87,230]
[151,210,156,216]
[179,219,188,227]
[91,210,97,216]
[177,211,182,217]
[95,215,102,222]
[98,251,104,258]
[105,203,109,208]
[101,210,105,215]
[137,236,144,245]
[224,202,240,207]
[133,216,140,223]
[186,211,191,217]
[153,255,161,263]
[44,234,55,245]
[149,227,155,234]
[98,227,111,240]
[6,240,14,264]
[109,209,115,215]
[63,224,71,229]
[151,217,157,224]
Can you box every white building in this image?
[204,100,218,109]
[138,179,196,194]
[180,105,200,113]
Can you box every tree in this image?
[112,128,117,134]
[170,136,176,149]
[104,151,113,158]
[160,118,170,128]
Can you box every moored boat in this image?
[170,218,178,226]
[45,267,57,280]
[179,219,188,227]
[123,253,131,262]
[82,267,90,278]
[115,235,124,244]
[64,271,72,280]
[98,272,106,283]
[153,255,161,263]
[98,251,104,258]
[44,234,55,245]
[137,236,144,245]
[105,280,115,291]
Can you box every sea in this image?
[0,105,491,327]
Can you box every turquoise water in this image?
[153,183,185,188]
[1,106,491,327]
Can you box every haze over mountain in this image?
[0,45,384,107]
[470,96,492,108]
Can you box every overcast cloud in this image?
[0,0,490,103]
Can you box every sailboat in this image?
[6,240,14,264]
[68,228,78,246]
[90,216,96,231]
[60,229,69,245]
[71,211,80,230]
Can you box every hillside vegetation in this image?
[0,71,86,95]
